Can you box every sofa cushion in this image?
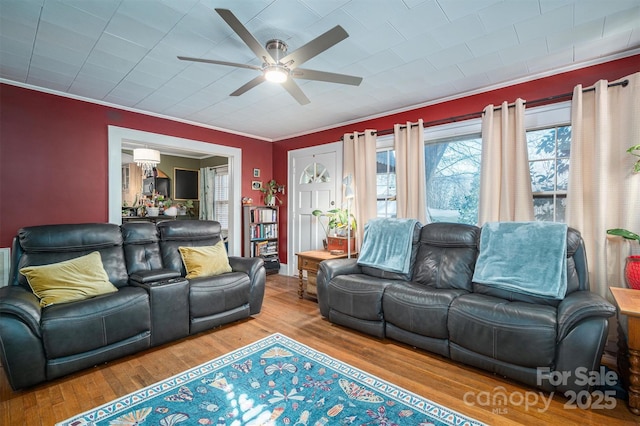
[448,293,557,368]
[327,275,393,321]
[16,223,129,289]
[41,286,150,359]
[121,222,163,274]
[383,282,466,340]
[189,272,251,318]
[411,223,479,291]
[20,252,118,307]
[179,242,232,278]
[158,220,223,274]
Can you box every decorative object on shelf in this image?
[176,200,194,216]
[260,179,285,206]
[133,148,161,176]
[164,206,178,216]
[146,207,159,217]
[143,194,175,217]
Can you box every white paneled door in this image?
[288,142,342,274]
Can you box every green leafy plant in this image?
[177,199,195,216]
[607,229,640,245]
[606,145,640,246]
[260,179,285,205]
[629,144,640,173]
[312,208,357,238]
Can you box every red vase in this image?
[626,255,640,290]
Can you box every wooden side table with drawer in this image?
[610,286,640,415]
[296,250,355,299]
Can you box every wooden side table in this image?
[296,250,356,299]
[610,287,640,415]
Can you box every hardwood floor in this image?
[1,274,638,425]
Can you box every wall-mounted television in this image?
[174,168,199,200]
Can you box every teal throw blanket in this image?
[473,222,568,299]
[357,218,419,275]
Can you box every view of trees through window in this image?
[376,149,396,218]
[425,135,481,225]
[527,126,571,222]
[374,124,571,225]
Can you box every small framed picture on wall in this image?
[252,181,262,190]
[253,168,260,178]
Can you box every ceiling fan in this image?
[177,8,363,105]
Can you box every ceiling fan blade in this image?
[230,75,266,97]
[281,25,348,69]
[177,56,262,71]
[292,68,362,86]
[215,8,273,62]
[282,79,310,105]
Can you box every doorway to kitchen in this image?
[107,126,242,255]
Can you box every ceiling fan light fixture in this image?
[264,65,288,83]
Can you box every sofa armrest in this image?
[229,256,266,315]
[0,286,42,337]
[557,291,616,341]
[129,269,181,284]
[317,258,362,317]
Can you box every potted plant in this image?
[260,179,285,206]
[607,144,640,288]
[312,208,357,251]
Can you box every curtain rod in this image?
[342,79,629,140]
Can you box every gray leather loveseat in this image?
[0,220,265,390]
[317,222,616,394]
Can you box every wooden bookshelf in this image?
[243,205,279,274]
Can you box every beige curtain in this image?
[567,72,640,298]
[343,130,378,246]
[394,119,427,223]
[478,98,534,224]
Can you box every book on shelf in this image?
[251,208,277,223]
[249,223,278,239]
[250,240,278,257]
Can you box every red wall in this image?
[2,54,638,262]
[0,84,272,248]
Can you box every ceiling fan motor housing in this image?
[265,39,288,64]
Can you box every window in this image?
[424,134,481,225]
[376,149,396,217]
[213,167,229,231]
[300,162,330,183]
[372,102,571,225]
[527,125,571,222]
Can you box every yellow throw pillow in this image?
[20,251,118,308]
[179,242,232,279]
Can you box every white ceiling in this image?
[1,0,639,141]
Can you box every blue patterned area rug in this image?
[58,333,483,426]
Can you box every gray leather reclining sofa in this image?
[0,220,265,390]
[317,222,616,394]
